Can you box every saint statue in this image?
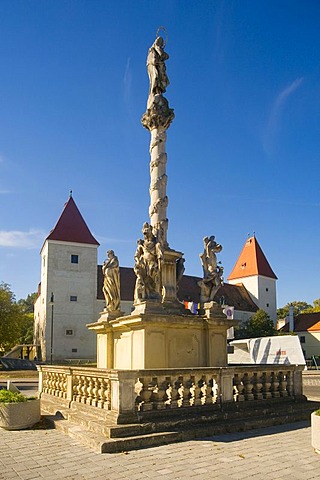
[198,236,224,304]
[133,222,163,302]
[146,36,169,109]
[176,257,185,292]
[102,250,120,312]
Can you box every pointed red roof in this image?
[46,196,99,245]
[228,236,277,281]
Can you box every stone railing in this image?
[38,365,304,422]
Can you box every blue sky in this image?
[0,0,319,307]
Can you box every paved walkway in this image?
[0,420,319,480]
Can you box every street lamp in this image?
[49,292,54,365]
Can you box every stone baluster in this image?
[96,377,103,407]
[73,375,81,402]
[176,378,184,408]
[164,381,172,407]
[262,372,272,399]
[43,372,48,393]
[243,373,254,401]
[134,378,144,411]
[105,377,111,408]
[52,372,57,395]
[91,377,99,407]
[59,373,66,398]
[169,379,179,409]
[46,372,51,394]
[252,372,263,400]
[204,377,213,405]
[211,378,219,404]
[182,379,191,407]
[86,376,94,405]
[189,380,196,406]
[286,370,293,396]
[192,375,202,406]
[57,373,62,396]
[139,378,153,411]
[156,379,167,409]
[80,375,89,404]
[278,371,288,397]
[199,378,208,405]
[57,373,62,397]
[233,374,245,402]
[47,372,53,394]
[52,373,58,395]
[270,372,280,398]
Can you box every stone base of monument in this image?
[40,393,320,454]
[89,307,237,369]
[99,309,124,322]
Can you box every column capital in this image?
[142,94,174,131]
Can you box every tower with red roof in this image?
[34,194,101,362]
[228,236,277,321]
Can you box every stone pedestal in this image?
[88,304,238,370]
[161,249,183,303]
[87,309,122,369]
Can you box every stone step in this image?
[44,400,320,454]
[45,414,181,453]
[67,412,155,438]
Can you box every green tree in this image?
[17,292,38,313]
[0,283,34,354]
[277,301,312,319]
[235,309,277,339]
[300,298,320,314]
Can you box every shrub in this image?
[0,390,27,403]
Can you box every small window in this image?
[66,329,73,336]
[266,303,269,308]
[300,336,306,344]
[70,296,77,302]
[266,288,269,292]
[72,348,78,353]
[71,254,79,264]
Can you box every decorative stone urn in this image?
[0,399,41,430]
[311,411,320,454]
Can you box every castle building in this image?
[228,236,278,322]
[34,197,277,362]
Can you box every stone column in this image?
[137,34,184,308]
[142,98,174,249]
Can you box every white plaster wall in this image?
[41,240,99,361]
[257,276,277,322]
[229,275,277,322]
[33,242,49,360]
[297,332,320,359]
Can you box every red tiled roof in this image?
[46,197,99,246]
[295,312,320,332]
[97,267,258,313]
[228,236,277,281]
[279,312,320,332]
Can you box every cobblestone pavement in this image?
[0,421,319,480]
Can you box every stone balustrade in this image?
[38,365,304,423]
